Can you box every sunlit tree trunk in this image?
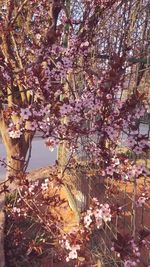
[57,0,81,223]
[0,0,63,179]
[0,112,34,178]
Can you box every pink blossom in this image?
[80,41,89,47]
[20,108,32,120]
[25,121,37,131]
[112,157,120,166]
[133,146,143,155]
[100,204,111,222]
[84,214,92,228]
[13,207,21,216]
[106,94,112,99]
[60,104,72,115]
[127,137,136,148]
[66,244,80,261]
[35,33,41,41]
[41,178,49,191]
[106,166,114,176]
[9,129,22,139]
[66,249,77,261]
[124,260,137,267]
[93,208,102,218]
[45,138,57,151]
[137,196,147,207]
[64,240,71,250]
[95,218,103,228]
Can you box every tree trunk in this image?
[0,114,34,179]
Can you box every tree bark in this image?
[0,113,34,179]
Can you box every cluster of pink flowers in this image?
[13,207,21,216]
[137,195,147,207]
[124,259,138,267]
[137,187,149,207]
[20,108,32,120]
[60,198,111,263]
[61,237,81,261]
[9,129,22,139]
[127,134,149,155]
[0,0,149,266]
[122,240,141,267]
[8,104,51,137]
[41,178,49,192]
[83,200,111,229]
[45,138,58,151]
[111,234,150,267]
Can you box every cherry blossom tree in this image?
[0,0,65,175]
[0,0,149,266]
[0,0,149,172]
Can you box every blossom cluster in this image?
[111,234,150,267]
[137,187,149,207]
[60,198,111,263]
[83,199,111,228]
[0,0,149,266]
